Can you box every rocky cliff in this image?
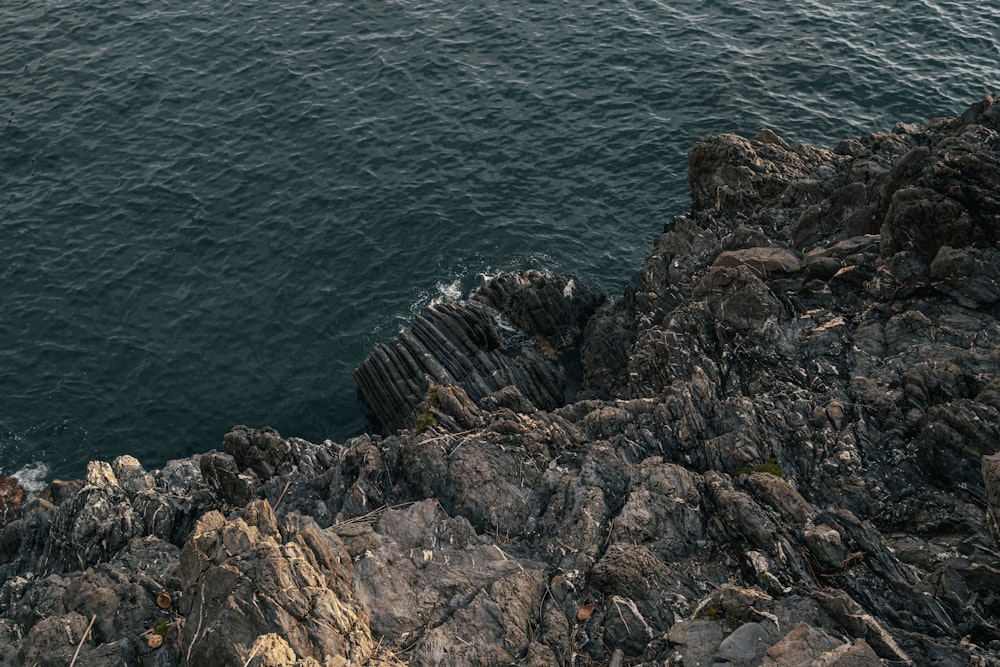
[2,95,1000,666]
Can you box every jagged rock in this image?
[743,471,816,525]
[0,619,20,667]
[336,500,541,646]
[354,271,602,436]
[353,299,565,434]
[713,247,804,278]
[693,264,782,332]
[803,524,849,568]
[687,131,836,213]
[930,245,1000,306]
[609,458,704,556]
[355,271,602,436]
[18,612,102,665]
[409,569,545,666]
[397,427,546,537]
[578,296,636,397]
[245,633,298,667]
[763,622,881,667]
[176,500,400,666]
[4,98,1000,666]
[475,270,605,353]
[0,535,181,666]
[667,618,726,665]
[603,595,654,656]
[223,426,290,480]
[591,544,680,645]
[36,461,143,573]
[879,100,1000,260]
[200,451,261,506]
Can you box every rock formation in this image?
[2,95,1000,665]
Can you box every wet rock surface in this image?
[2,96,1000,665]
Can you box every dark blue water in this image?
[2,0,998,483]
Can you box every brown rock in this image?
[177,501,397,666]
[763,622,880,666]
[0,477,25,526]
[713,247,803,278]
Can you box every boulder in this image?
[763,622,881,667]
[713,247,804,278]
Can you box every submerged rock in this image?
[3,96,1000,665]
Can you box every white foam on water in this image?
[491,311,520,334]
[477,268,503,286]
[429,278,463,306]
[12,462,50,495]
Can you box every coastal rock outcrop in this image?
[2,94,1000,666]
[353,270,603,435]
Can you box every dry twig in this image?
[333,501,417,527]
[69,614,97,667]
[273,479,293,509]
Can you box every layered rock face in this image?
[2,95,1000,666]
[353,271,604,433]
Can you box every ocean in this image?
[2,0,997,483]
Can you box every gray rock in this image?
[409,569,546,666]
[687,131,836,213]
[475,269,605,353]
[0,619,20,667]
[603,595,654,656]
[718,621,771,662]
[199,451,261,507]
[930,245,1000,306]
[803,524,848,568]
[693,265,782,333]
[354,297,567,434]
[175,500,399,666]
[713,247,804,278]
[223,425,290,480]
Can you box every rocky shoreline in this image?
[2,95,1000,666]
